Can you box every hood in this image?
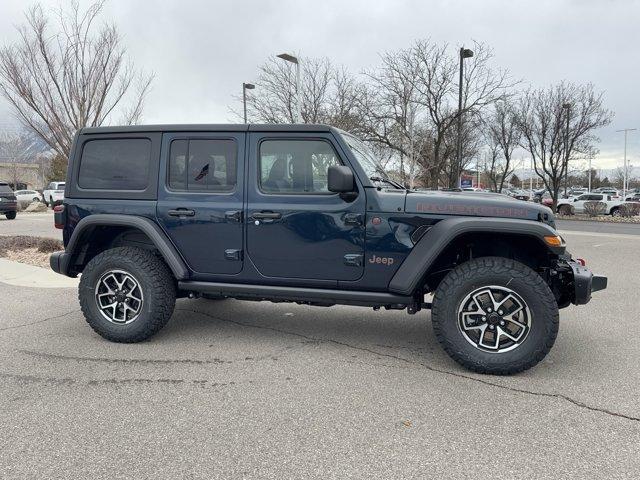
[405,191,555,227]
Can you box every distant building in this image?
[0,162,45,190]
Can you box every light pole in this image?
[562,103,571,197]
[242,82,255,124]
[277,53,301,123]
[456,47,474,187]
[616,128,636,199]
[529,157,533,191]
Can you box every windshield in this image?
[0,183,13,194]
[340,133,391,180]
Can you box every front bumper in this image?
[569,261,607,305]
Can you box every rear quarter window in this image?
[78,138,151,190]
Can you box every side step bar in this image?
[178,281,413,308]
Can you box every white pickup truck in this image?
[42,181,65,207]
[556,193,623,216]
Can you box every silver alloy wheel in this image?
[94,269,144,325]
[457,285,531,353]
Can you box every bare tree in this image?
[0,1,153,159]
[516,82,613,209]
[613,163,634,190]
[243,56,363,130]
[356,46,424,185]
[411,40,515,188]
[484,100,520,192]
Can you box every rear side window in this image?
[168,139,237,192]
[78,139,151,190]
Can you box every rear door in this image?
[245,132,366,282]
[156,132,245,275]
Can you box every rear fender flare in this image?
[64,214,189,279]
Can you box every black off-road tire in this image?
[5,211,16,220]
[79,247,176,343]
[431,256,559,375]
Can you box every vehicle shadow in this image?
[161,297,440,361]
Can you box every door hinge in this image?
[344,213,363,226]
[344,253,363,267]
[224,249,243,261]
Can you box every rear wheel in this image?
[5,211,16,220]
[431,257,559,375]
[79,247,176,342]
[611,207,621,217]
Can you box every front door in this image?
[246,132,366,282]
[157,132,245,275]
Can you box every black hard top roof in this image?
[80,123,338,134]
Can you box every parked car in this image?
[556,193,623,216]
[509,189,531,201]
[593,187,621,199]
[43,181,65,207]
[625,193,640,202]
[14,189,43,204]
[0,182,18,219]
[50,123,607,375]
[533,191,553,207]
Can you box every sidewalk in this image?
[0,258,78,289]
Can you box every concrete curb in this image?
[0,258,78,289]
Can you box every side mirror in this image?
[328,165,355,193]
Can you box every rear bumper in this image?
[50,251,73,277]
[570,261,607,305]
[0,201,17,213]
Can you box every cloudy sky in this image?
[0,0,638,171]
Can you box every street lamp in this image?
[242,82,255,124]
[277,53,302,123]
[562,103,571,197]
[456,47,474,187]
[616,128,637,199]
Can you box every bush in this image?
[583,201,606,217]
[620,203,640,217]
[0,235,63,256]
[37,237,63,253]
[558,204,575,216]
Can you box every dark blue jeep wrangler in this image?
[50,124,606,374]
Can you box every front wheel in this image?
[5,211,16,220]
[431,257,559,375]
[79,247,176,342]
[610,207,621,217]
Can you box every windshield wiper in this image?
[369,176,405,189]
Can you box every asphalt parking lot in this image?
[1,223,639,478]
[0,211,61,240]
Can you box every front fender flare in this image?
[58,214,189,279]
[388,217,564,296]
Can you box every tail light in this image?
[53,204,65,229]
[576,258,586,266]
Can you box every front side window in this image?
[259,139,340,194]
[168,139,236,192]
[78,139,151,190]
